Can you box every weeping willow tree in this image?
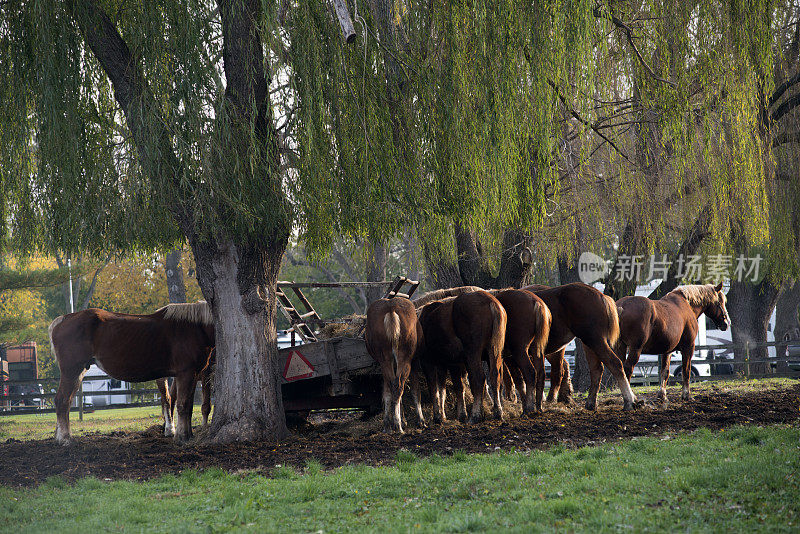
[1,0,797,438]
[1,0,293,443]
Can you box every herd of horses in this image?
[366,282,730,433]
[46,280,729,443]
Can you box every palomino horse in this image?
[416,290,507,423]
[617,283,730,404]
[365,297,425,433]
[488,289,551,414]
[49,302,214,444]
[524,283,638,411]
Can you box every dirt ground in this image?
[1,383,798,487]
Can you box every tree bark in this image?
[648,205,712,299]
[165,248,187,304]
[194,239,288,443]
[364,239,388,304]
[727,278,782,375]
[774,279,800,371]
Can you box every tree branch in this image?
[771,91,800,123]
[80,254,111,310]
[68,0,192,234]
[769,69,800,108]
[605,8,677,88]
[547,79,631,162]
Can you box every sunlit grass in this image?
[0,425,797,532]
[0,406,207,442]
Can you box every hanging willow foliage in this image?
[0,0,795,277]
[290,0,602,262]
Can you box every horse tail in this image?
[488,300,507,367]
[48,316,65,365]
[384,311,402,366]
[532,299,551,361]
[603,294,620,349]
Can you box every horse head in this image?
[706,282,731,331]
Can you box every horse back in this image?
[451,290,506,358]
[618,295,697,353]
[365,298,419,359]
[524,283,617,351]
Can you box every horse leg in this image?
[200,368,212,427]
[156,378,175,437]
[510,345,537,415]
[435,366,449,420]
[584,347,603,411]
[450,366,468,423]
[592,341,638,411]
[54,367,86,445]
[622,344,642,382]
[657,352,673,405]
[546,349,565,403]
[394,355,413,433]
[421,361,444,424]
[173,372,196,442]
[533,352,546,413]
[465,357,487,423]
[501,363,516,402]
[410,361,427,428]
[487,356,504,421]
[557,356,574,404]
[508,363,525,402]
[680,345,694,401]
[378,355,402,433]
[169,378,177,425]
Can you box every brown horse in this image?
[488,289,551,414]
[524,283,637,411]
[164,350,215,434]
[417,290,507,423]
[617,283,730,403]
[49,302,215,444]
[365,297,425,433]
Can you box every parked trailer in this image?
[275,276,419,414]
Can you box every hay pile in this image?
[318,314,366,339]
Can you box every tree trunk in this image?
[364,239,388,304]
[165,247,187,303]
[194,239,288,443]
[727,279,782,376]
[774,279,800,372]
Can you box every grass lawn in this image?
[0,406,208,442]
[0,424,797,532]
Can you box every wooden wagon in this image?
[275,276,419,414]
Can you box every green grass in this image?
[0,406,207,442]
[0,424,797,532]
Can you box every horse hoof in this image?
[469,414,484,424]
[623,400,635,411]
[557,396,573,405]
[584,401,596,411]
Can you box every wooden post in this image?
[745,341,750,377]
[78,382,84,421]
[330,0,356,43]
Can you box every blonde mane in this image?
[157,301,213,325]
[412,285,483,308]
[671,284,718,308]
